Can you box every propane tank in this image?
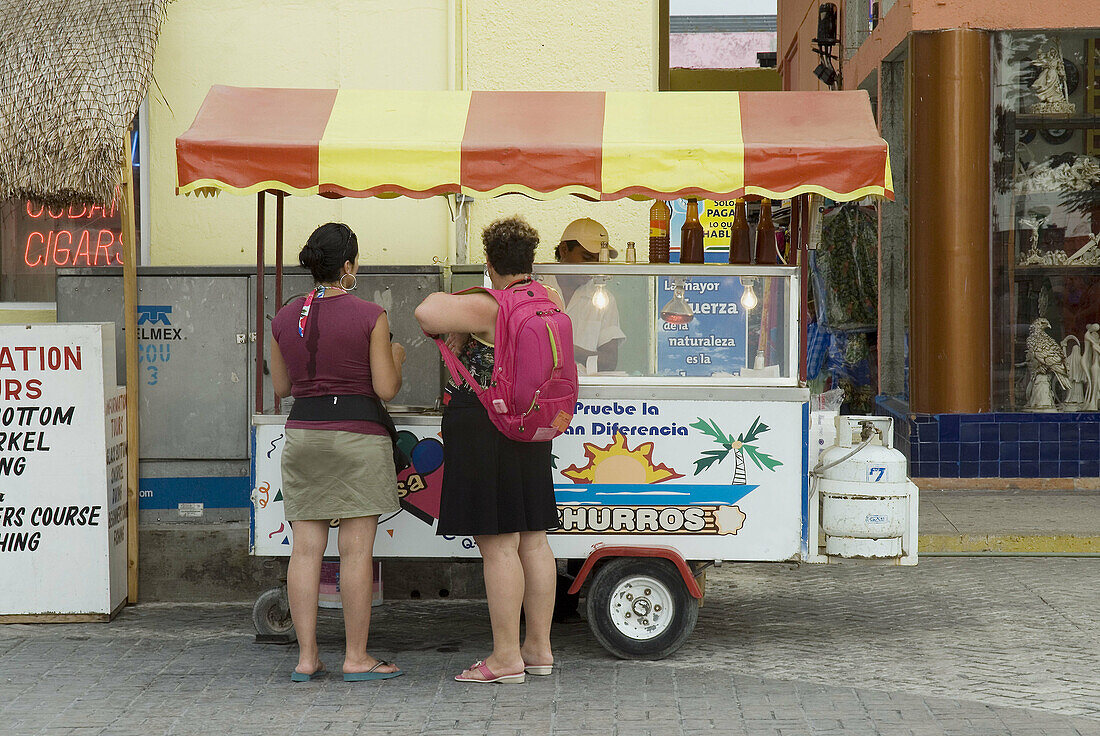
[816,416,912,558]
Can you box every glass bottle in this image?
[625,241,637,263]
[648,200,671,263]
[680,198,705,264]
[754,199,777,265]
[728,198,751,264]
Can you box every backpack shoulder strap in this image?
[433,337,486,396]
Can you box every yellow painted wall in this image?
[149,1,660,268]
[149,1,454,267]
[463,1,659,264]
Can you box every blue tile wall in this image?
[874,396,1100,479]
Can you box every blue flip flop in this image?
[343,660,404,681]
[291,666,326,682]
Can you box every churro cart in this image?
[176,87,908,659]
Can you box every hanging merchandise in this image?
[811,203,878,331]
[823,331,878,414]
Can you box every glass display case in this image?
[992,30,1100,411]
[532,263,800,386]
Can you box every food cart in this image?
[176,87,904,659]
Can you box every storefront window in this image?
[992,31,1100,411]
[0,125,140,303]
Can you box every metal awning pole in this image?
[255,192,266,414]
[119,126,140,603]
[797,194,810,383]
[274,193,284,414]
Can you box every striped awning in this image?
[176,86,893,202]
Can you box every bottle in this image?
[754,199,777,265]
[625,241,637,263]
[648,200,671,263]
[728,198,751,264]
[680,198,705,264]
[599,239,610,263]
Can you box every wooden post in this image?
[119,127,140,603]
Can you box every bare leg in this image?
[338,515,399,675]
[460,533,525,679]
[518,531,556,667]
[287,519,329,675]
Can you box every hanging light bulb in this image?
[591,280,610,311]
[660,278,694,324]
[740,277,758,311]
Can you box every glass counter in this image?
[532,264,800,387]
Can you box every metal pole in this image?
[798,194,809,383]
[274,193,284,414]
[119,126,140,603]
[255,192,266,415]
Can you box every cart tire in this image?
[252,586,296,640]
[585,557,698,660]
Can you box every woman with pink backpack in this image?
[415,216,577,684]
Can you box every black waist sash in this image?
[287,395,410,472]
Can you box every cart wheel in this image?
[585,557,698,660]
[252,586,296,640]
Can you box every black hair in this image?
[298,223,358,283]
[555,239,583,262]
[483,217,539,276]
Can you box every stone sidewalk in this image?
[3,558,1100,735]
[919,488,1100,553]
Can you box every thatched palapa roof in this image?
[0,0,167,206]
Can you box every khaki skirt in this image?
[281,429,400,521]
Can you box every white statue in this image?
[1025,317,1070,411]
[1061,335,1087,409]
[1085,324,1100,411]
[1030,40,1075,114]
[1066,232,1100,266]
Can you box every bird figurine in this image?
[1026,318,1070,410]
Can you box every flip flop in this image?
[455,660,525,684]
[343,660,404,682]
[290,665,326,682]
[524,663,554,676]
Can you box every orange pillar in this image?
[908,29,991,414]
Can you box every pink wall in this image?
[777,0,832,91]
[670,32,777,69]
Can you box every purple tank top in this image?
[272,293,387,436]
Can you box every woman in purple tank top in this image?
[269,223,407,683]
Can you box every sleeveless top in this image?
[271,292,386,436]
[448,335,494,394]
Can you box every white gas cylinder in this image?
[817,416,911,558]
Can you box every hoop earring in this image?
[340,272,357,291]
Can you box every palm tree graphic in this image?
[690,416,783,484]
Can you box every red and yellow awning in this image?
[176,86,893,202]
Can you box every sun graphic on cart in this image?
[561,433,685,485]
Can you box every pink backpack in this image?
[433,279,578,442]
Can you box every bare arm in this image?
[370,312,405,401]
[414,291,498,342]
[270,339,292,399]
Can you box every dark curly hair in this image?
[483,217,539,276]
[298,223,358,283]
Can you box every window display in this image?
[532,264,798,384]
[992,30,1100,411]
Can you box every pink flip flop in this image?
[454,660,526,684]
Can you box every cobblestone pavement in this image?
[2,558,1099,735]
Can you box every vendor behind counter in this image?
[539,218,626,374]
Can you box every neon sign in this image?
[16,202,123,269]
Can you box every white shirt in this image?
[540,275,626,354]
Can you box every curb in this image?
[919,533,1100,554]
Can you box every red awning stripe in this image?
[460,91,605,195]
[176,86,336,192]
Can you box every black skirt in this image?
[436,390,560,536]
